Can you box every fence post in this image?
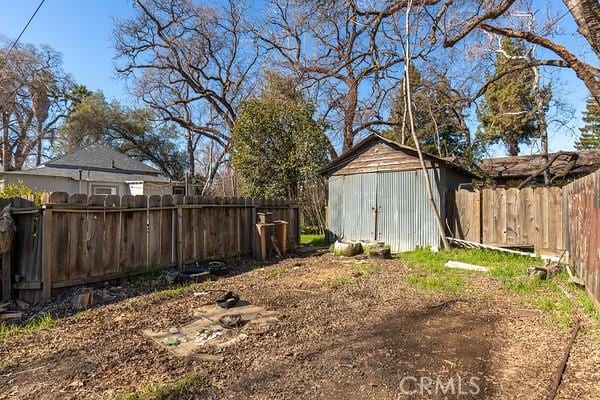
[251,198,258,259]
[1,251,11,301]
[174,195,184,270]
[41,208,53,301]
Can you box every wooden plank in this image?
[494,188,507,245]
[119,196,135,271]
[159,195,174,267]
[2,252,11,301]
[104,196,121,275]
[40,209,53,300]
[148,195,162,267]
[177,207,183,269]
[87,196,106,277]
[505,188,518,245]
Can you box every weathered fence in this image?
[1,193,300,303]
[562,169,600,309]
[446,186,565,252]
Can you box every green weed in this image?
[406,273,465,294]
[117,373,207,400]
[265,265,289,279]
[352,262,381,277]
[0,313,54,342]
[327,275,355,288]
[300,234,328,247]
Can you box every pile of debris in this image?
[143,291,279,362]
[332,240,391,259]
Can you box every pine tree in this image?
[386,65,468,158]
[477,38,539,156]
[575,98,600,150]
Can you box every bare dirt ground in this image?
[1,253,599,399]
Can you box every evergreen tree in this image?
[575,98,600,150]
[231,73,328,198]
[386,65,469,158]
[477,38,539,156]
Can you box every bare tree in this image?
[0,43,71,170]
[439,0,600,103]
[114,0,261,188]
[257,0,433,156]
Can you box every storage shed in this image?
[320,134,478,252]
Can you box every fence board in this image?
[449,186,565,251]
[6,192,300,301]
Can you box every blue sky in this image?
[0,0,133,99]
[0,0,596,155]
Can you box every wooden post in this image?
[177,207,183,270]
[1,252,11,301]
[41,208,53,301]
[251,199,258,259]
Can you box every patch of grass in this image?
[117,373,207,400]
[0,313,54,342]
[327,275,355,288]
[300,234,328,247]
[265,265,289,279]
[576,289,600,324]
[351,262,381,277]
[406,273,465,294]
[397,247,539,274]
[532,294,573,328]
[152,280,211,300]
[130,269,164,285]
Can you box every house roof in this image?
[481,150,600,182]
[2,165,171,183]
[44,143,161,175]
[319,134,479,178]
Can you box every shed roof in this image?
[319,134,478,178]
[481,150,600,182]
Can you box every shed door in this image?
[329,173,377,241]
[376,169,442,252]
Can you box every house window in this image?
[173,186,186,195]
[93,186,117,195]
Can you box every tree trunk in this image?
[186,129,195,178]
[563,0,600,58]
[1,112,10,171]
[507,140,519,156]
[533,68,550,185]
[404,0,449,250]
[343,82,359,153]
[36,139,43,166]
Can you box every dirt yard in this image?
[1,251,599,399]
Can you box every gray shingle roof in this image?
[2,166,170,183]
[45,143,160,175]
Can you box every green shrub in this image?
[0,181,42,206]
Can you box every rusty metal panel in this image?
[564,169,600,308]
[377,169,444,252]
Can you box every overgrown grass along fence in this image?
[1,193,300,303]
[446,186,564,252]
[447,170,600,310]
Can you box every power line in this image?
[4,0,46,58]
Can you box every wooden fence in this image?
[446,186,565,252]
[1,193,300,303]
[562,169,600,309]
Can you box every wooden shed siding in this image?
[332,143,432,176]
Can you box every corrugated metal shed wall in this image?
[376,169,442,251]
[327,167,473,252]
